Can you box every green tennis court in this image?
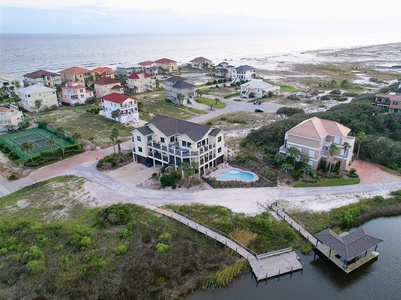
[0,128,74,159]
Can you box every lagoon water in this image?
[188,216,401,300]
[1,33,401,76]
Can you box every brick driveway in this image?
[348,160,401,184]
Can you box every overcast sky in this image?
[1,0,401,35]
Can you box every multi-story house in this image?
[214,62,235,79]
[153,58,178,74]
[127,72,155,93]
[23,70,62,87]
[189,57,213,69]
[240,79,280,98]
[17,84,58,112]
[115,64,143,78]
[132,114,225,174]
[0,106,24,132]
[94,78,123,98]
[60,82,94,106]
[59,66,93,85]
[92,67,115,79]
[231,65,256,83]
[279,117,355,170]
[375,85,401,114]
[138,61,158,75]
[165,76,195,105]
[101,93,139,124]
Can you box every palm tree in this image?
[56,126,65,155]
[274,153,286,166]
[109,127,119,154]
[72,132,82,142]
[116,138,123,154]
[342,141,351,170]
[288,147,301,168]
[34,99,42,112]
[132,86,138,94]
[196,89,204,97]
[111,109,122,122]
[21,141,35,162]
[356,132,366,160]
[282,163,294,173]
[328,143,338,174]
[177,93,185,104]
[47,138,55,156]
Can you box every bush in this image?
[160,174,176,187]
[97,205,132,227]
[114,245,128,255]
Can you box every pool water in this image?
[219,170,255,181]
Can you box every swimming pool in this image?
[219,169,256,181]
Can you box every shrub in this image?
[119,228,132,239]
[114,245,128,255]
[23,246,45,262]
[26,260,46,274]
[160,175,176,187]
[156,243,170,253]
[97,205,132,227]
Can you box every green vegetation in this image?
[280,85,297,92]
[195,97,226,109]
[293,177,360,187]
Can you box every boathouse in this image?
[314,227,383,271]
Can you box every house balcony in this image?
[279,145,287,154]
[147,142,216,158]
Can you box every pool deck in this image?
[205,164,259,182]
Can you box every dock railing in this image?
[256,247,293,260]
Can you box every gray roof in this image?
[315,228,383,261]
[136,126,153,136]
[235,65,256,72]
[150,115,212,142]
[209,128,221,137]
[172,80,195,89]
[165,76,186,83]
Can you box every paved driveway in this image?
[348,160,401,184]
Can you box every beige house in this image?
[153,58,178,74]
[279,117,355,170]
[240,79,280,98]
[127,72,154,93]
[375,86,401,114]
[59,66,93,85]
[94,78,123,98]
[165,76,195,105]
[17,84,58,112]
[0,106,24,132]
[92,67,115,79]
[132,115,225,175]
[189,57,212,69]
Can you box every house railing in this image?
[147,142,216,158]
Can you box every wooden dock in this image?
[155,207,302,280]
[270,204,380,273]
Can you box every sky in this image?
[1,0,401,35]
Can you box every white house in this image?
[101,93,139,124]
[23,70,62,87]
[17,84,58,112]
[165,76,195,105]
[60,81,94,106]
[240,79,280,98]
[94,78,123,98]
[232,65,256,83]
[115,64,143,77]
[127,72,155,93]
[0,106,24,132]
[132,114,225,175]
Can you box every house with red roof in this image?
[92,67,115,79]
[127,72,155,93]
[138,61,158,75]
[59,66,93,85]
[279,117,355,170]
[23,70,62,87]
[60,82,94,106]
[189,57,213,69]
[94,78,123,98]
[153,58,178,74]
[101,93,139,124]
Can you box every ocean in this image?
[1,32,401,76]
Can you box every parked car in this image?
[255,108,264,113]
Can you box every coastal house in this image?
[60,82,94,106]
[17,84,58,113]
[0,76,24,96]
[189,57,213,69]
[94,78,123,98]
[153,58,178,74]
[23,70,62,87]
[127,72,155,93]
[92,67,115,79]
[115,64,143,78]
[165,76,195,105]
[232,65,256,83]
[215,62,235,79]
[132,114,225,175]
[374,84,401,114]
[101,93,139,124]
[278,117,355,170]
[0,106,24,132]
[138,61,158,75]
[240,79,280,98]
[59,66,93,85]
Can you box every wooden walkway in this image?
[270,204,379,273]
[155,207,302,280]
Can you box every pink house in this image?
[60,81,94,105]
[215,62,235,79]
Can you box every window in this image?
[138,147,143,152]
[182,141,187,147]
[160,137,165,143]
[334,137,340,144]
[218,136,222,142]
[218,147,222,153]
[308,150,315,158]
[147,135,152,142]
[137,136,141,141]
[393,101,399,105]
[187,142,192,148]
[170,136,175,143]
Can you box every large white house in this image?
[127,72,154,93]
[165,76,195,105]
[94,78,123,98]
[17,84,58,112]
[101,93,139,124]
[60,82,94,106]
[23,70,62,87]
[232,65,256,83]
[240,79,280,98]
[132,115,225,175]
[115,64,143,77]
[0,106,24,132]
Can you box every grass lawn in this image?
[195,97,226,109]
[34,106,134,148]
[293,177,360,188]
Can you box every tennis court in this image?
[0,128,74,159]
